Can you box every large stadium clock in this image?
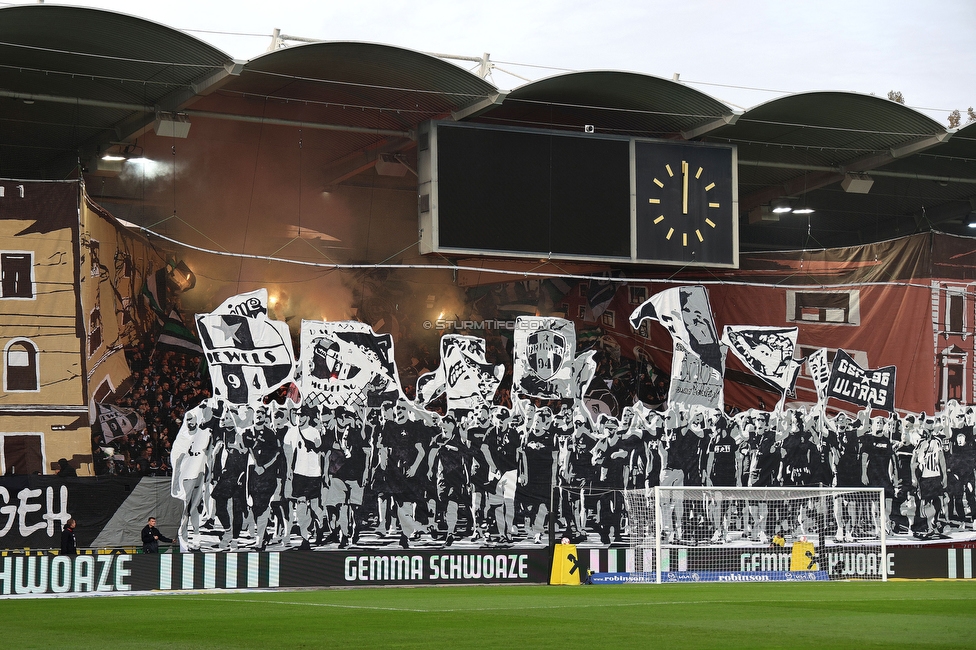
[634,140,737,266]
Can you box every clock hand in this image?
[682,160,689,215]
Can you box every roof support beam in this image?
[0,89,151,113]
[890,131,955,159]
[680,110,742,140]
[321,137,416,189]
[0,89,414,140]
[183,110,414,139]
[738,158,976,185]
[112,61,247,143]
[451,92,508,121]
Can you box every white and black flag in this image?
[95,402,146,443]
[722,325,802,394]
[806,348,831,404]
[196,290,295,404]
[630,286,726,409]
[827,349,896,412]
[513,316,577,399]
[300,320,401,409]
[415,334,502,410]
[212,287,269,319]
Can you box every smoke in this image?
[118,157,174,183]
[89,116,452,357]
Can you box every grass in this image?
[3,581,975,649]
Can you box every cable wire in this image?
[137,222,966,293]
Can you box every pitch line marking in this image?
[183,597,430,612]
[178,595,973,613]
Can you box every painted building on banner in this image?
[931,276,976,406]
[0,179,167,475]
[494,232,976,414]
[702,233,976,414]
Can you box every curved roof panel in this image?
[222,42,500,133]
[713,92,954,227]
[474,71,735,138]
[881,119,976,175]
[0,5,231,104]
[0,7,971,250]
[711,91,947,172]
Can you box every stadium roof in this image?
[472,70,737,139]
[0,5,235,176]
[1,4,974,253]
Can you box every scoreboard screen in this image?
[418,121,737,267]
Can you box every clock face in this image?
[635,141,736,266]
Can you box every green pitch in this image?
[3,581,974,649]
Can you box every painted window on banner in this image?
[787,289,860,326]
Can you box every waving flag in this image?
[806,348,831,403]
[196,292,295,404]
[300,320,401,409]
[95,403,145,443]
[157,310,203,356]
[630,286,725,409]
[416,334,502,409]
[212,288,268,318]
[827,349,896,412]
[722,325,801,393]
[514,317,577,399]
[140,267,167,322]
[582,273,621,322]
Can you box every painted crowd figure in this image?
[170,391,976,551]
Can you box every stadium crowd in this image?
[92,343,210,476]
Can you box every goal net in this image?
[622,487,887,583]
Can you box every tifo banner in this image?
[721,325,801,393]
[513,316,578,399]
[196,288,294,404]
[156,284,976,555]
[631,286,725,409]
[669,340,727,407]
[415,334,503,409]
[0,476,180,549]
[196,311,294,404]
[807,348,831,403]
[300,320,401,409]
[827,349,896,412]
[212,288,269,318]
[571,349,598,403]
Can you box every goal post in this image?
[622,486,888,583]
